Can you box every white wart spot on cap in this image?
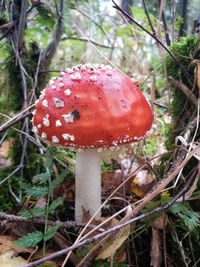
[53,97,64,108]
[49,80,55,85]
[39,89,46,100]
[104,65,113,71]
[37,124,41,128]
[106,71,113,76]
[80,65,86,71]
[64,89,71,96]
[65,68,74,73]
[51,85,56,90]
[42,99,48,108]
[52,136,59,143]
[62,133,75,141]
[58,82,64,88]
[62,113,74,123]
[89,75,97,81]
[85,63,93,68]
[43,114,50,127]
[69,73,81,80]
[60,71,65,76]
[41,132,47,139]
[55,120,62,127]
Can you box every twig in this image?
[158,0,171,46]
[178,0,188,37]
[75,7,111,44]
[74,144,199,265]
[39,0,65,72]
[142,0,159,47]
[112,0,193,85]
[22,207,170,267]
[169,78,198,108]
[165,167,199,206]
[0,166,21,185]
[61,36,114,49]
[0,20,16,29]
[17,0,28,50]
[0,212,103,231]
[23,145,200,267]
[0,104,34,133]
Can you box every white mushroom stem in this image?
[75,149,101,223]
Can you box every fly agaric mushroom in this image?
[32,63,153,223]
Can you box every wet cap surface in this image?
[32,64,153,149]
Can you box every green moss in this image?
[0,168,19,211]
[165,35,200,149]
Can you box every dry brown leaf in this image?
[96,206,132,260]
[35,197,47,208]
[132,169,156,198]
[0,251,27,267]
[150,227,162,267]
[196,61,200,90]
[0,139,13,158]
[53,176,75,201]
[101,170,132,196]
[0,235,32,254]
[40,261,58,267]
[0,139,13,169]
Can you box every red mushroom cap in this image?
[32,64,153,150]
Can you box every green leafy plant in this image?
[170,203,199,231]
[15,224,59,248]
[18,149,67,250]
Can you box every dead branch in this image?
[112,0,193,85]
[22,144,200,267]
[169,77,198,108]
[39,0,65,73]
[17,0,28,50]
[61,36,114,49]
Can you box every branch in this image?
[142,0,158,46]
[0,104,34,133]
[169,78,198,108]
[112,0,193,85]
[75,8,111,44]
[61,36,114,49]
[23,145,200,267]
[17,0,28,50]
[24,164,199,267]
[0,212,96,230]
[158,0,171,46]
[40,0,65,71]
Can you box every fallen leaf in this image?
[195,60,200,90]
[102,170,132,196]
[0,139,13,169]
[96,206,132,260]
[150,227,162,267]
[0,235,32,254]
[39,261,58,267]
[0,251,27,267]
[0,139,13,158]
[132,169,156,198]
